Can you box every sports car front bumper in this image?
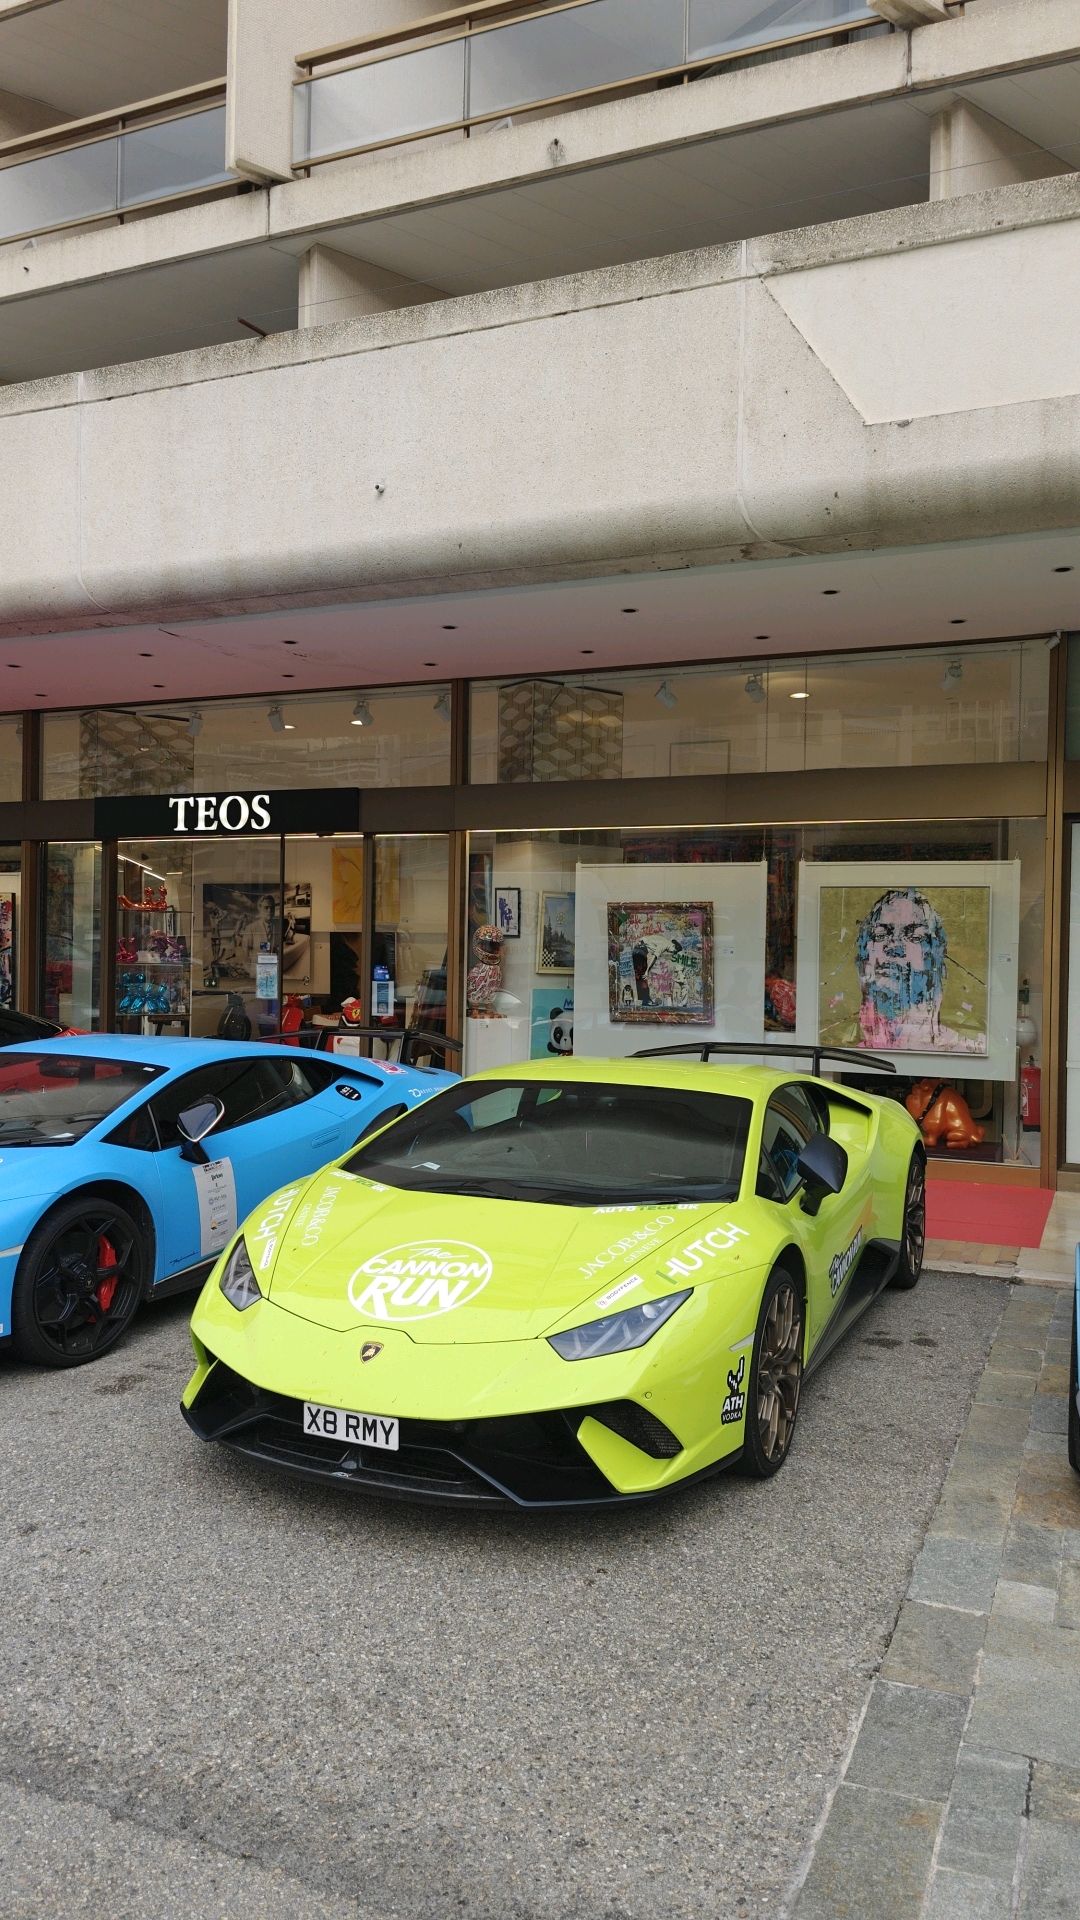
[182,1356,720,1509]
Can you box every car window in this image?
[345,1077,753,1205]
[0,1052,162,1147]
[148,1056,329,1149]
[757,1083,825,1203]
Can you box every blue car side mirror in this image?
[798,1134,848,1216]
[177,1098,225,1165]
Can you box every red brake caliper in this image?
[96,1235,119,1313]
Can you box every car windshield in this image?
[0,1053,163,1146]
[345,1078,752,1205]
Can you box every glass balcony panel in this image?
[118,105,229,209]
[469,0,686,120]
[295,38,466,164]
[0,136,117,243]
[688,0,877,62]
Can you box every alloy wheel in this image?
[756,1280,803,1465]
[904,1157,926,1280]
[32,1210,142,1361]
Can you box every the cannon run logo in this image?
[349,1241,493,1322]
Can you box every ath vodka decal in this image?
[349,1241,493,1322]
[721,1355,746,1426]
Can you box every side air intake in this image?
[581,1401,682,1459]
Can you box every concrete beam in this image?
[930,97,1075,199]
[0,177,1079,636]
[297,244,443,327]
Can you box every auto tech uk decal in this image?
[348,1241,493,1322]
[721,1355,746,1426]
[829,1226,863,1298]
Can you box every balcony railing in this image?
[294,0,883,168]
[0,79,231,246]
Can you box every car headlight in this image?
[219,1236,262,1312]
[548,1289,691,1361]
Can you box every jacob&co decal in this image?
[349,1241,493,1322]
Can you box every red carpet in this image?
[925,1181,1055,1248]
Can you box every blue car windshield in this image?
[0,1052,162,1145]
[345,1079,752,1205]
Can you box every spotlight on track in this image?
[744,673,766,704]
[351,699,373,727]
[655,679,677,710]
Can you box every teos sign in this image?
[93,787,360,839]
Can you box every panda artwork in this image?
[547,1005,574,1055]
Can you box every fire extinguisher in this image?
[1020,1059,1041,1130]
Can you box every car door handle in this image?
[310,1129,343,1151]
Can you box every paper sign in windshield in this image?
[193,1158,237,1258]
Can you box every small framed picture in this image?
[537,891,575,975]
[495,886,521,939]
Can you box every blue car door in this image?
[144,1055,366,1276]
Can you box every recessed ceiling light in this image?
[790,691,810,700]
[821,589,838,596]
[283,639,297,646]
[139,651,153,657]
[950,619,966,625]
[755,635,769,641]
[7,664,20,669]
[35,693,46,698]
[282,673,295,678]
[1054,566,1073,573]
[622,607,638,614]
[442,624,457,631]
[424,661,437,667]
[153,684,164,688]
[581,649,594,655]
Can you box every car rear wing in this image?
[630,1041,896,1077]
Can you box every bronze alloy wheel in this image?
[891,1152,926,1291]
[740,1270,804,1478]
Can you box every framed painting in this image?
[495,886,521,939]
[607,901,713,1024]
[536,891,575,975]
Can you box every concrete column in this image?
[930,99,1075,200]
[297,244,444,328]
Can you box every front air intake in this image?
[581,1401,682,1459]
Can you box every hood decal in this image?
[348,1240,493,1323]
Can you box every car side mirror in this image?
[177,1097,225,1164]
[797,1134,848,1216]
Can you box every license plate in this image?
[303,1402,399,1450]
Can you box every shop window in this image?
[0,846,20,1011]
[42,687,452,799]
[469,641,1050,783]
[0,715,21,802]
[44,843,101,1030]
[466,818,1044,1172]
[372,835,449,1038]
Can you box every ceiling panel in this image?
[0,0,226,119]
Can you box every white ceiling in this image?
[0,528,1076,713]
[0,0,226,121]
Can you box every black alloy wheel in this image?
[1060,1297,1068,1474]
[739,1268,804,1479]
[11,1195,147,1367]
[890,1152,926,1291]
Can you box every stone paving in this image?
[789,1282,1080,1919]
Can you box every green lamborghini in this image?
[182,1047,925,1508]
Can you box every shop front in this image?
[0,632,1070,1186]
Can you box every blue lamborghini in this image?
[0,1036,457,1367]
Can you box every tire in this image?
[1069,1284,1080,1477]
[11,1195,148,1368]
[738,1267,805,1480]
[1060,1282,1068,1474]
[889,1151,926,1291]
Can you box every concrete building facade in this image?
[0,0,1078,1188]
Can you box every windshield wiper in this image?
[0,1130,75,1145]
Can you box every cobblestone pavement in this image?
[0,1274,1004,1920]
[790,1283,1080,1920]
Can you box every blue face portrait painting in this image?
[0,1036,457,1368]
[855,887,950,1050]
